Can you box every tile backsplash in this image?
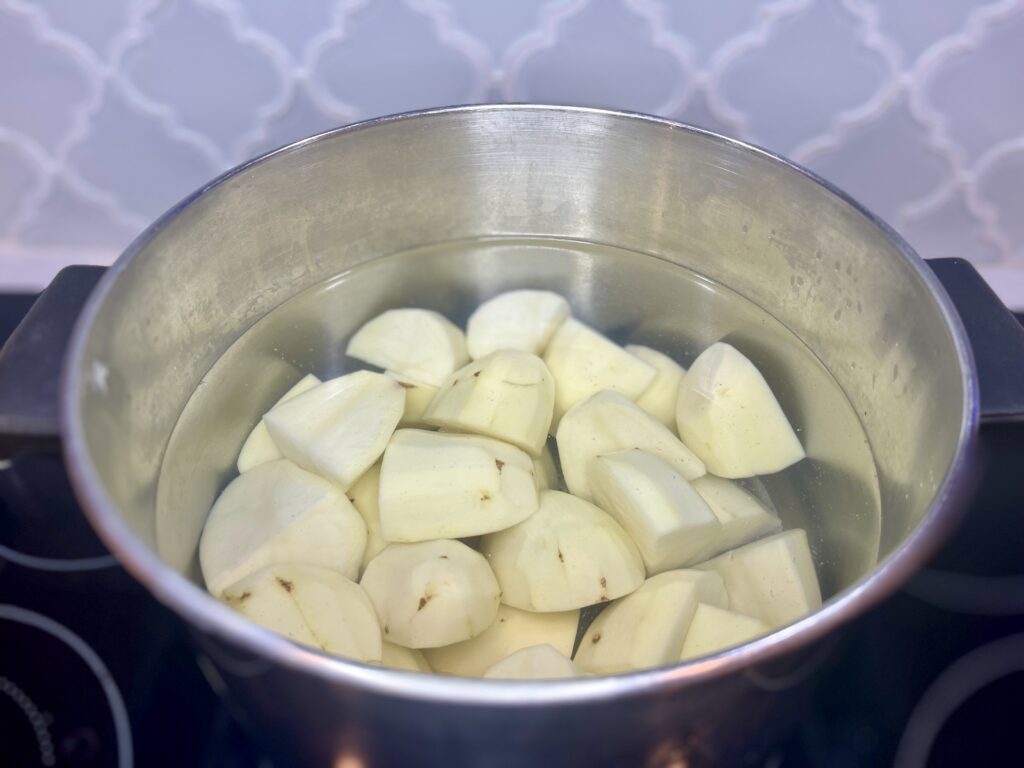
[1,0,1022,307]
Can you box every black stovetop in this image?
[1,295,1022,768]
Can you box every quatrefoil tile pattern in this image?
[1,0,1022,307]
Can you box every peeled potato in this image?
[680,603,769,661]
[588,449,721,573]
[466,290,570,359]
[380,642,432,672]
[696,529,821,628]
[423,604,579,677]
[676,342,805,478]
[347,462,387,571]
[263,371,404,490]
[625,345,685,429]
[543,318,656,425]
[200,459,367,596]
[346,308,468,387]
[424,351,554,455]
[483,644,579,680]
[379,429,538,542]
[691,475,782,558]
[222,563,381,662]
[533,443,559,491]
[387,371,438,428]
[557,390,705,502]
[237,374,321,473]
[481,490,644,612]
[360,540,501,649]
[575,570,704,674]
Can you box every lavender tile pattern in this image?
[1,0,1022,307]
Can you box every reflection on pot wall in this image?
[1,0,1022,307]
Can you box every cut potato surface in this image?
[481,490,644,612]
[387,371,438,428]
[379,429,538,542]
[575,570,704,674]
[424,351,554,455]
[557,390,705,502]
[423,604,579,678]
[696,529,821,628]
[237,373,321,473]
[466,290,570,359]
[223,563,381,662]
[543,318,656,425]
[676,342,805,478]
[346,308,468,387]
[588,449,721,574]
[626,345,685,429]
[264,371,404,490]
[347,462,387,571]
[380,642,432,672]
[200,459,367,596]
[483,644,579,680]
[680,603,769,661]
[360,540,501,649]
[691,475,782,558]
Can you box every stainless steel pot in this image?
[3,105,1023,766]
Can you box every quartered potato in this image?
[575,570,711,674]
[696,529,821,628]
[676,342,805,478]
[236,373,321,473]
[222,563,382,662]
[379,429,538,542]
[347,462,387,571]
[557,390,705,502]
[380,642,432,672]
[346,308,468,387]
[483,644,579,680]
[543,318,656,425]
[691,475,782,558]
[387,371,439,428]
[359,540,501,649]
[200,459,367,596]
[466,290,570,359]
[481,490,644,612]
[423,604,579,678]
[625,345,685,429]
[588,449,721,574]
[264,371,404,490]
[680,603,769,661]
[424,351,555,455]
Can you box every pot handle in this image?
[0,266,106,458]
[927,258,1024,424]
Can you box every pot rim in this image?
[60,104,979,706]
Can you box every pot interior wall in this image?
[69,107,967,607]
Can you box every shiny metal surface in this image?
[61,106,977,765]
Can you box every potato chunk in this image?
[263,371,404,490]
[481,490,644,612]
[360,540,501,649]
[424,351,554,455]
[557,390,705,502]
[543,318,656,425]
[466,290,570,359]
[483,645,579,680]
[379,429,538,542]
[346,308,468,386]
[676,342,804,478]
[680,603,769,660]
[626,345,685,428]
[200,460,367,595]
[223,563,381,662]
